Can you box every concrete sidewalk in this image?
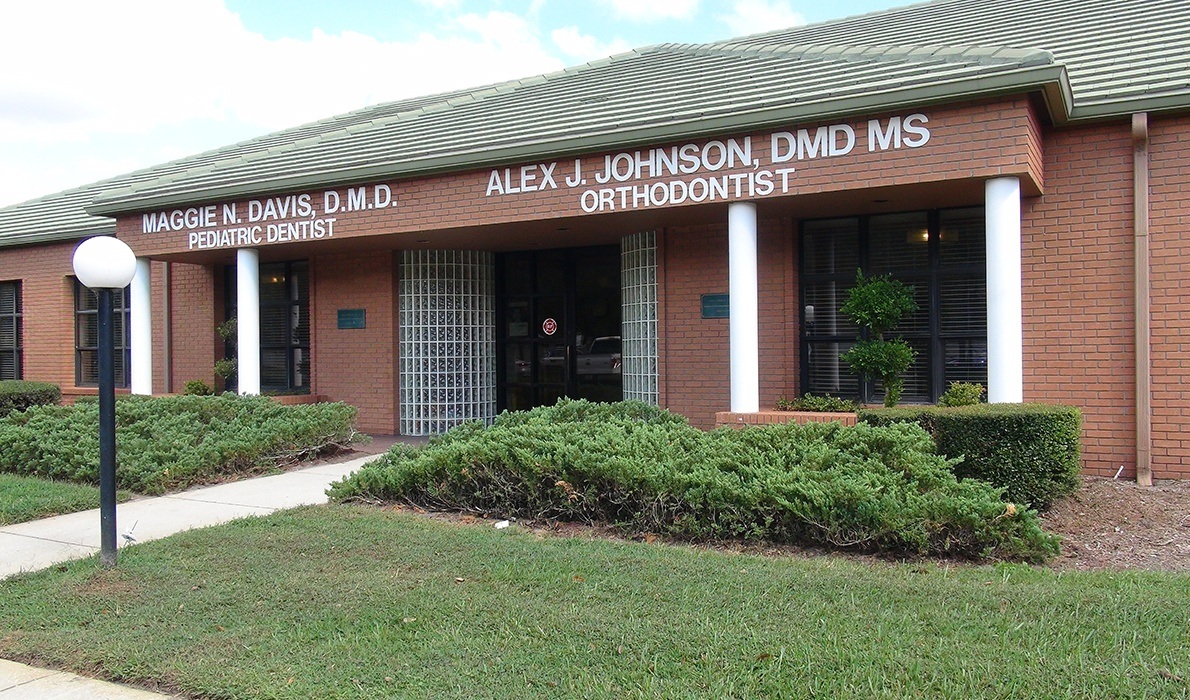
[0,452,380,698]
[0,659,183,699]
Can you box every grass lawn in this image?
[0,473,133,526]
[0,505,1186,699]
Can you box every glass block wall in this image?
[399,250,496,435]
[621,232,659,405]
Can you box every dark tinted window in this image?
[800,207,987,403]
[0,281,20,380]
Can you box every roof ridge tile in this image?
[691,41,1054,67]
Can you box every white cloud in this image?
[600,0,699,22]
[1,0,244,142]
[717,0,805,36]
[550,26,632,61]
[0,1,569,205]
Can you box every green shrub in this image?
[331,399,1058,562]
[213,358,237,380]
[775,393,857,412]
[841,339,916,406]
[0,394,360,494]
[0,381,61,419]
[839,271,917,334]
[838,271,919,407]
[858,404,1082,509]
[939,382,985,407]
[183,379,214,396]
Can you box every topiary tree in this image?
[840,270,918,407]
[214,317,237,391]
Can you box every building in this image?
[1,0,1187,481]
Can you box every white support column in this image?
[986,177,1024,403]
[729,202,760,412]
[236,248,261,395]
[130,257,153,395]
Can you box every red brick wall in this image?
[1023,121,1135,477]
[759,217,798,407]
[659,224,729,427]
[114,98,1042,257]
[0,241,78,388]
[0,243,218,398]
[659,217,796,429]
[8,97,1185,480]
[309,251,397,434]
[163,262,218,392]
[1025,100,1046,192]
[1148,114,1190,479]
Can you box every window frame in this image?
[0,280,21,380]
[798,207,988,404]
[74,279,131,388]
[224,260,311,394]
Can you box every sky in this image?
[0,0,914,208]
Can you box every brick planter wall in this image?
[269,394,327,405]
[714,410,857,428]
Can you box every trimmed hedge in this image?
[775,393,857,412]
[858,403,1082,509]
[0,381,60,419]
[331,400,1059,562]
[0,393,359,494]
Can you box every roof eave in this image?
[87,65,1073,217]
[1068,93,1190,122]
[0,225,114,249]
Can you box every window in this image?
[0,281,20,380]
[225,260,310,393]
[800,207,987,403]
[74,280,131,387]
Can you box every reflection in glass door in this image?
[497,246,621,411]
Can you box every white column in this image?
[236,248,261,395]
[130,257,153,395]
[986,177,1024,403]
[729,202,760,412]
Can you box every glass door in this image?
[497,246,621,411]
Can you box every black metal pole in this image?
[97,287,117,568]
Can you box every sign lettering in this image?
[485,113,931,213]
[143,185,396,251]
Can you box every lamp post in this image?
[72,236,138,568]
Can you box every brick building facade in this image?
[1,0,1187,480]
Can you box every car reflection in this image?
[534,337,621,376]
[578,336,621,376]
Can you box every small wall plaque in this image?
[701,293,729,319]
[337,308,366,329]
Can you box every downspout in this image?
[1132,113,1152,486]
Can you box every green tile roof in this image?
[83,44,1070,213]
[3,0,1188,245]
[722,0,1190,118]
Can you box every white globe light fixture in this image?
[72,235,138,568]
[73,236,137,289]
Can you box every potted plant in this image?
[839,270,917,407]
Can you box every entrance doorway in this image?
[497,246,622,411]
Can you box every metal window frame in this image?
[73,278,131,388]
[0,280,21,380]
[798,206,988,404]
[224,260,311,394]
